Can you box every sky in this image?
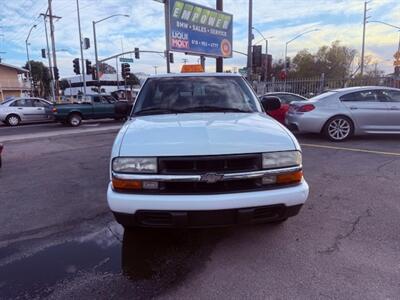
[0,0,399,77]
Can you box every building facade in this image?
[0,62,30,102]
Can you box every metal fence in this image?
[253,75,400,97]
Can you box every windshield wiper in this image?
[134,107,186,116]
[185,106,251,113]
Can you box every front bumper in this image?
[113,204,303,228]
[107,179,308,218]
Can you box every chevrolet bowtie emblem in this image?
[200,173,224,184]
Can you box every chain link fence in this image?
[253,75,400,97]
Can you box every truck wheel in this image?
[6,114,21,126]
[68,113,82,127]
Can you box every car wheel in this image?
[68,113,82,127]
[324,116,353,142]
[6,114,21,126]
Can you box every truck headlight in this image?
[262,151,302,169]
[112,157,157,173]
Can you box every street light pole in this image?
[247,0,253,80]
[93,14,129,90]
[284,28,320,75]
[25,24,36,96]
[360,1,370,76]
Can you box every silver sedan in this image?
[285,86,400,141]
[0,97,54,126]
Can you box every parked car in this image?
[0,97,54,126]
[286,86,400,141]
[262,92,307,124]
[107,73,309,229]
[53,94,132,126]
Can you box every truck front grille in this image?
[155,154,263,194]
[158,154,262,174]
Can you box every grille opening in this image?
[159,154,262,174]
[161,178,263,194]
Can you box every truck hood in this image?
[118,112,297,157]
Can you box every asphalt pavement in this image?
[0,128,399,299]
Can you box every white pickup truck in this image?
[107,73,309,228]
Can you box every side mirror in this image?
[261,96,281,111]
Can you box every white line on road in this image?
[0,125,122,143]
[301,143,400,157]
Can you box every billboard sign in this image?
[169,0,233,58]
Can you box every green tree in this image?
[290,41,357,79]
[23,61,51,97]
[94,62,116,74]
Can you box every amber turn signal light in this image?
[112,178,142,190]
[276,170,303,184]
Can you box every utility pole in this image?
[216,0,223,72]
[76,0,86,98]
[48,0,59,98]
[153,66,158,74]
[93,21,99,88]
[164,0,171,73]
[361,1,370,76]
[246,0,253,80]
[40,12,57,101]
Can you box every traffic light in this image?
[73,58,80,74]
[169,52,174,63]
[41,49,46,59]
[83,38,90,50]
[85,60,92,75]
[252,45,262,67]
[121,63,130,78]
[134,47,140,59]
[53,67,59,80]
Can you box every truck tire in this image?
[68,113,82,127]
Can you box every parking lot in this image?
[0,125,399,299]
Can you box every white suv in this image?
[107,73,309,228]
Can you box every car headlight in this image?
[262,151,302,169]
[112,157,157,173]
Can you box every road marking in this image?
[0,125,122,143]
[301,143,400,157]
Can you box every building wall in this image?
[0,65,26,101]
[0,65,19,81]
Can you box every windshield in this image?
[1,98,15,105]
[132,76,262,116]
